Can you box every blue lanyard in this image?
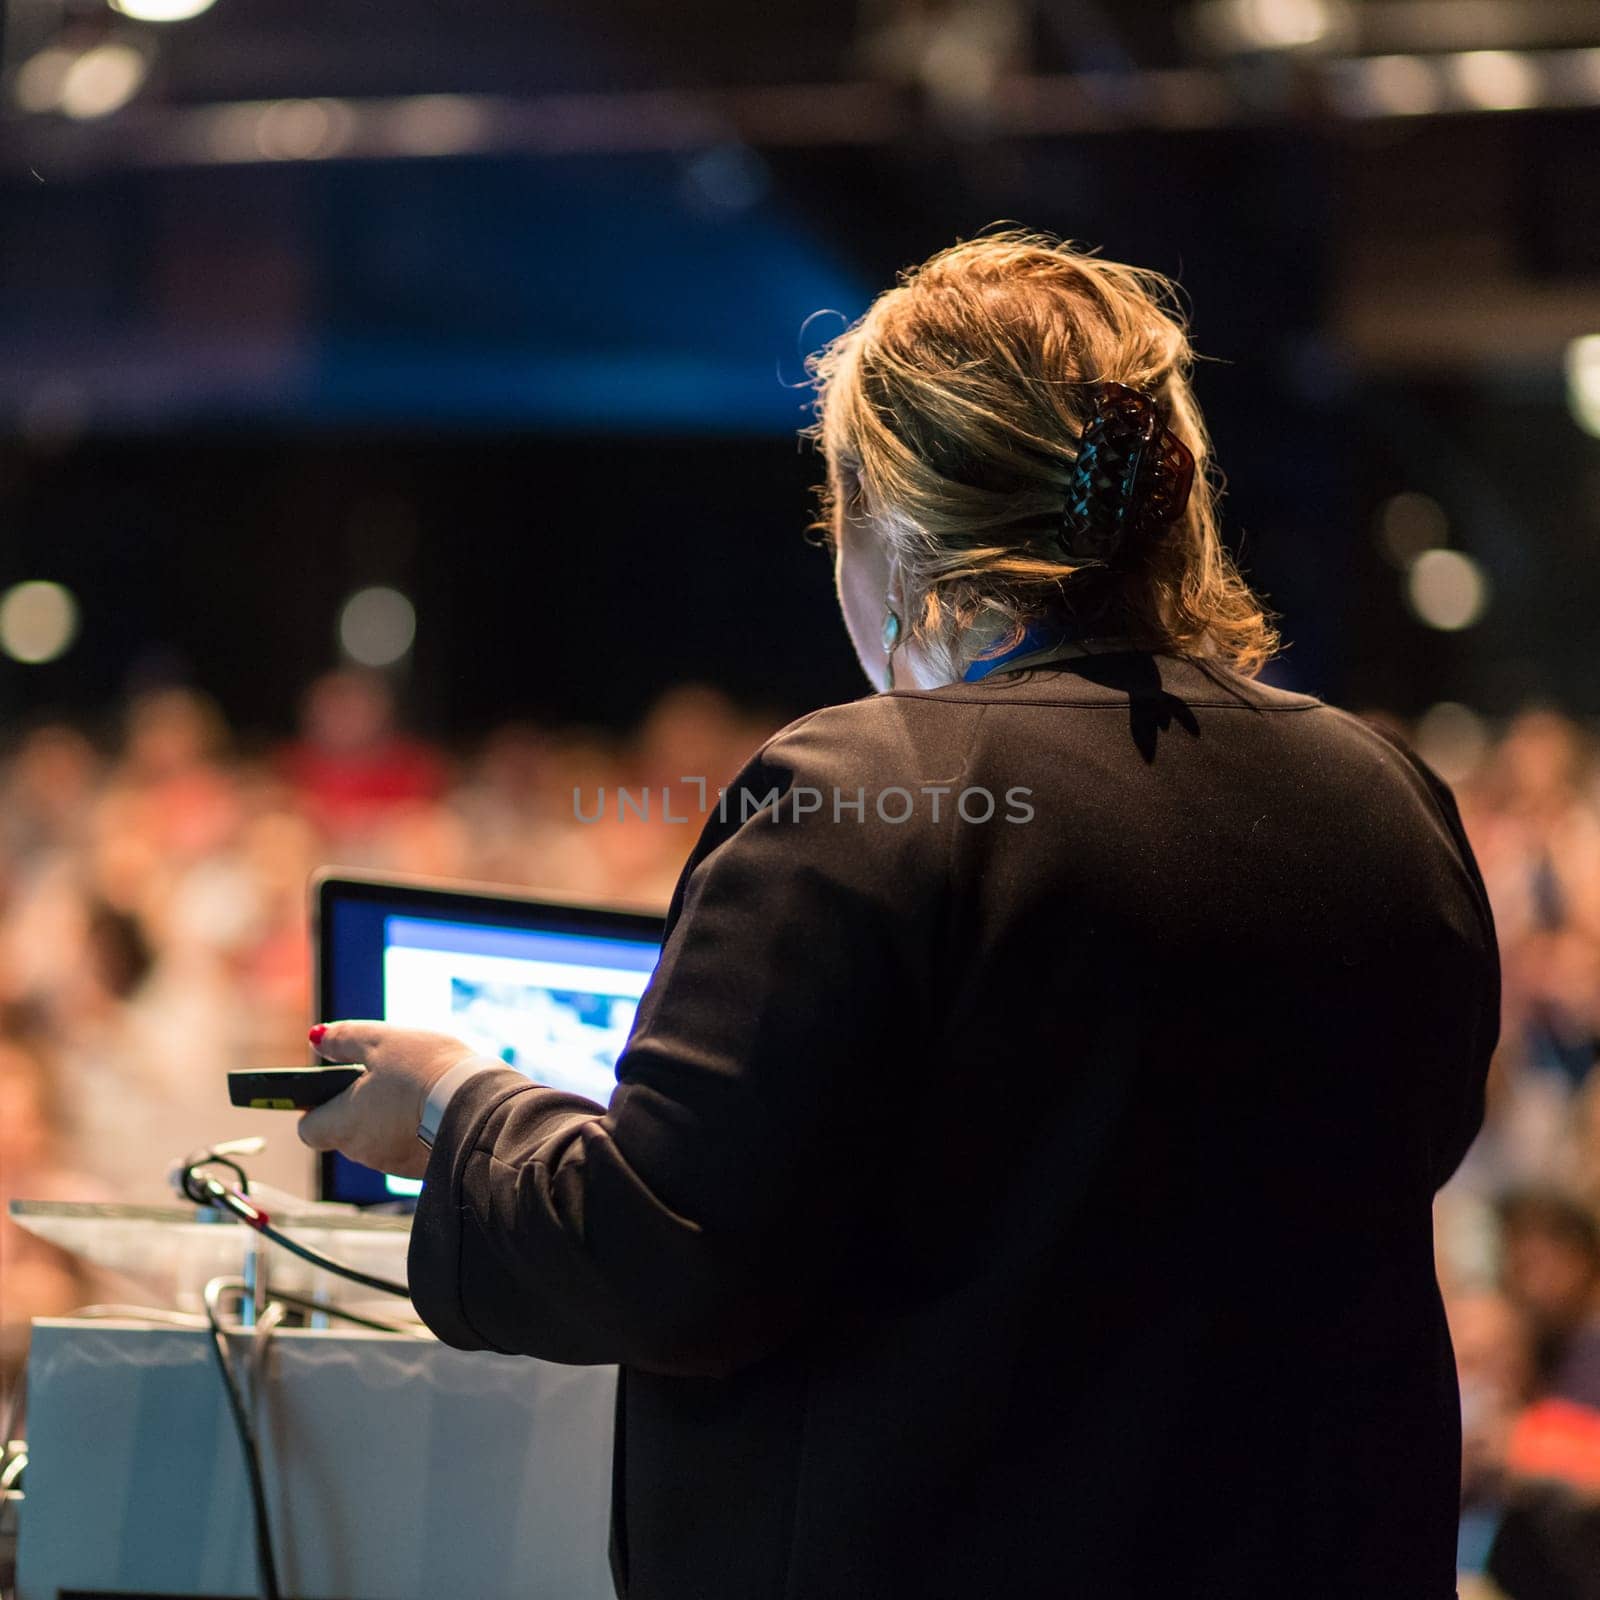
[962,621,1074,684]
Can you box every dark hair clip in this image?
[1060,382,1195,565]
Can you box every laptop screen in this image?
[316,875,665,1204]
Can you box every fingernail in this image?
[309,1024,328,1046]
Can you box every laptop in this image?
[313,871,666,1204]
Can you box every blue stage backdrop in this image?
[0,153,868,434]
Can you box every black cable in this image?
[209,1279,423,1338]
[258,1287,418,1336]
[203,1281,282,1600]
[181,1162,411,1300]
[197,1276,422,1600]
[179,1156,249,1207]
[248,1214,410,1299]
[175,1148,414,1600]
[207,1153,251,1193]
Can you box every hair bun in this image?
[1060,382,1196,565]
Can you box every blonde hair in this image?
[805,230,1279,679]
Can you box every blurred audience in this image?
[1430,707,1600,1594]
[1497,1192,1600,1410]
[0,1033,106,1389]
[279,669,449,845]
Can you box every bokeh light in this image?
[1567,334,1600,438]
[338,587,416,667]
[1406,549,1491,632]
[1358,55,1445,117]
[59,43,148,120]
[0,582,80,664]
[384,95,489,157]
[14,48,77,114]
[1229,0,1339,50]
[254,98,356,161]
[682,144,771,214]
[1449,50,1541,113]
[1374,492,1448,569]
[109,0,218,17]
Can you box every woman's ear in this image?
[828,457,859,511]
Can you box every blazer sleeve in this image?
[406,698,953,1375]
[1356,715,1502,1183]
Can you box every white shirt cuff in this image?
[417,1056,500,1150]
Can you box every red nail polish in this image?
[309,1024,328,1046]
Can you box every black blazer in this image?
[409,650,1499,1600]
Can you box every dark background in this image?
[1,0,1597,737]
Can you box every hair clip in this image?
[1059,382,1195,565]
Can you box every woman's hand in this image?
[296,1021,480,1180]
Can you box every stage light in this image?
[1375,492,1448,569]
[59,43,147,120]
[108,0,216,19]
[1406,550,1490,632]
[13,48,76,114]
[338,587,415,668]
[1449,50,1540,112]
[1567,335,1600,438]
[1415,703,1490,787]
[0,582,79,664]
[1356,55,1444,117]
